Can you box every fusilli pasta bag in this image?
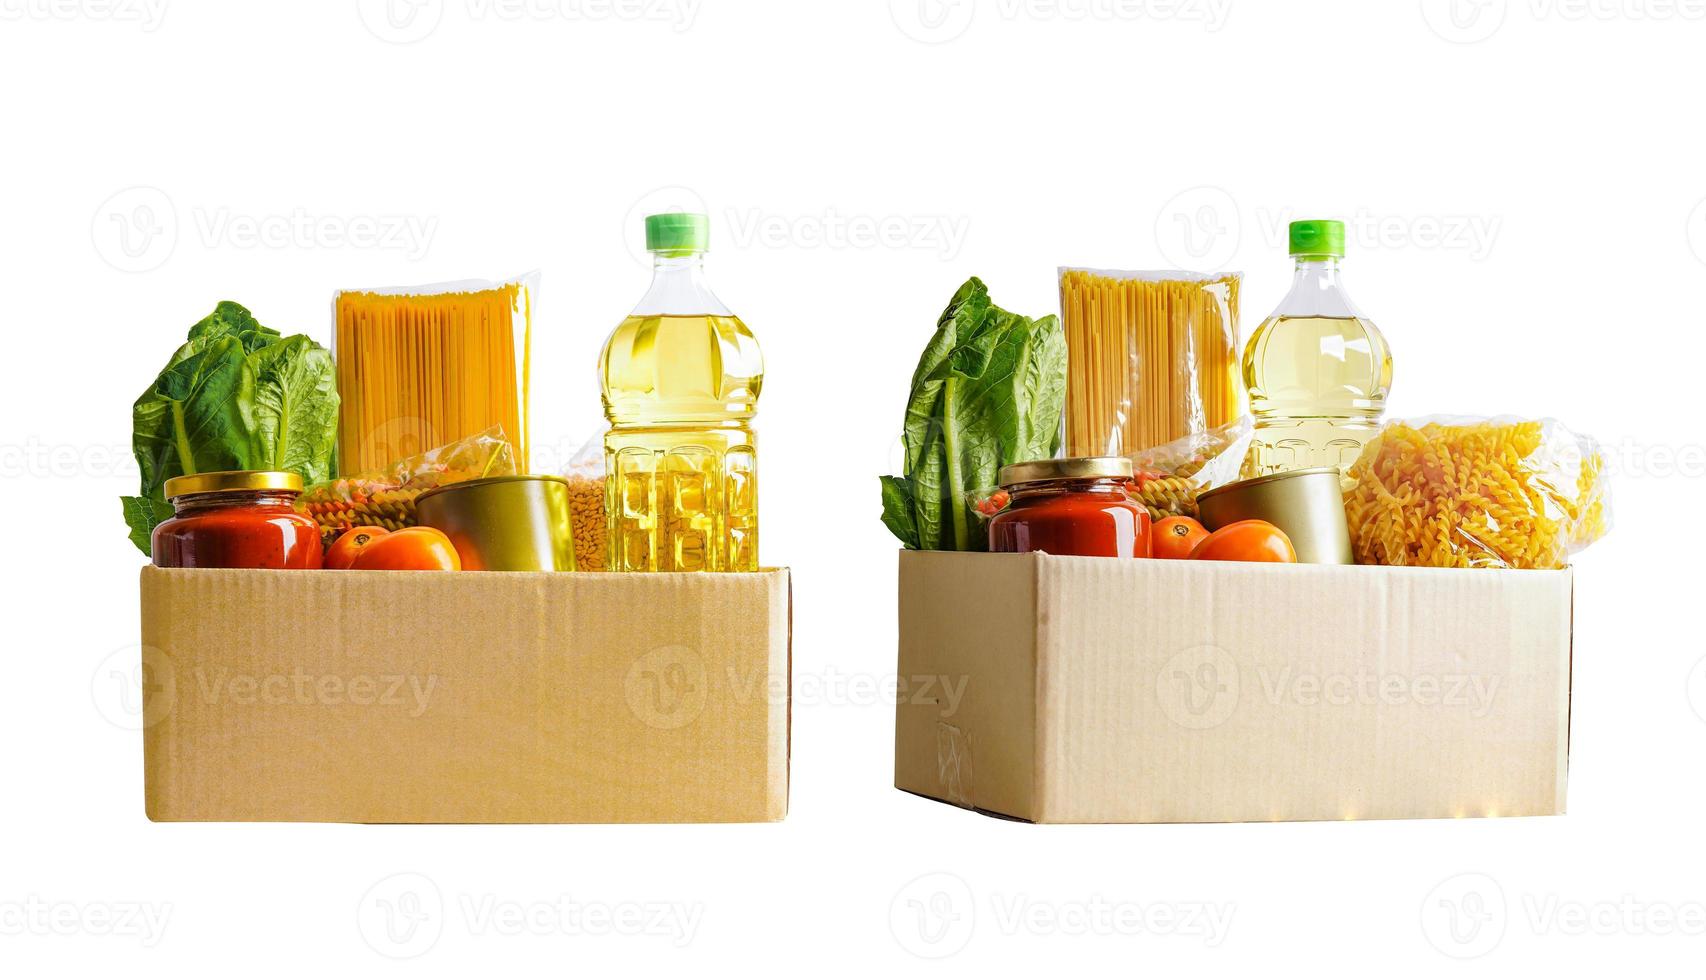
[1343,416,1611,570]
[296,426,517,545]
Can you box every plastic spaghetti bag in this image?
[296,426,516,544]
[559,434,608,572]
[1342,416,1611,570]
[1125,416,1253,521]
[1059,268,1242,458]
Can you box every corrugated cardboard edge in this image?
[140,565,791,824]
[894,551,1040,820]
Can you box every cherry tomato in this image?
[324,526,389,570]
[1151,516,1209,560]
[351,526,462,571]
[1188,519,1297,563]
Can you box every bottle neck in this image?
[1274,255,1362,319]
[631,252,732,317]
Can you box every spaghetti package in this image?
[333,273,536,475]
[1059,268,1242,457]
[1344,416,1611,570]
[296,427,517,544]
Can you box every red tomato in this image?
[1151,516,1209,560]
[1189,520,1297,563]
[323,526,389,570]
[350,527,462,571]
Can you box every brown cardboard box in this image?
[140,566,790,823]
[895,551,1571,823]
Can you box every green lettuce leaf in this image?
[880,278,1066,551]
[122,302,339,554]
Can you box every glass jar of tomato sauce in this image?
[151,471,324,569]
[988,457,1151,558]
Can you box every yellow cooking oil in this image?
[600,213,763,572]
[1244,221,1392,475]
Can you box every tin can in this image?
[1196,467,1353,565]
[415,475,577,572]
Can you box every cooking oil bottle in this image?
[1243,219,1392,475]
[601,212,763,572]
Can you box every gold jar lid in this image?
[163,470,303,499]
[998,456,1133,488]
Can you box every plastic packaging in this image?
[1059,268,1242,457]
[333,272,537,475]
[1343,416,1611,569]
[560,435,608,572]
[1125,416,1254,521]
[296,426,517,545]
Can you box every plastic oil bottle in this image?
[1243,219,1393,475]
[600,212,763,572]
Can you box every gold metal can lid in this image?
[1195,466,1342,505]
[163,470,303,499]
[414,473,570,508]
[998,456,1133,488]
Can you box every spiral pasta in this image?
[1344,418,1609,570]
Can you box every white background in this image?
[4,0,1704,974]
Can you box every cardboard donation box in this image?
[140,566,790,823]
[895,551,1572,823]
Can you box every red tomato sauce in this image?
[152,490,324,569]
[988,478,1151,558]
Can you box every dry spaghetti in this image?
[1344,418,1609,570]
[334,279,532,475]
[1060,269,1241,457]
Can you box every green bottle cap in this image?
[645,212,709,255]
[1289,219,1345,258]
